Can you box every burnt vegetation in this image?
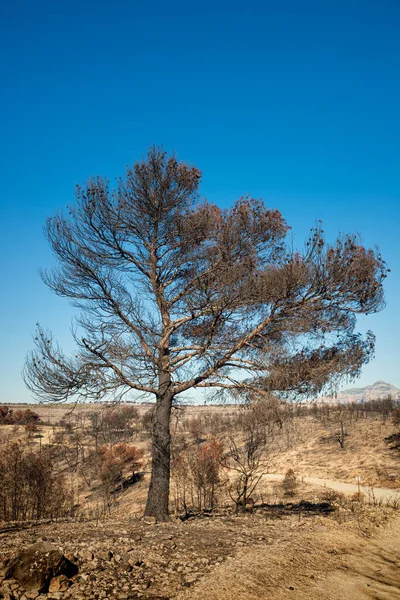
[0,407,40,426]
[385,407,400,451]
[0,441,72,522]
[0,395,398,524]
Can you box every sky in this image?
[0,0,399,404]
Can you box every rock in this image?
[128,556,143,568]
[97,550,113,562]
[0,586,15,600]
[64,553,77,564]
[4,543,78,593]
[48,575,71,593]
[183,574,199,586]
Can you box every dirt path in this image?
[265,473,400,502]
[310,513,400,599]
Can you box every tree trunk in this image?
[144,390,173,521]
[339,420,345,449]
[241,478,248,513]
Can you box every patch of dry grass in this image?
[271,416,400,488]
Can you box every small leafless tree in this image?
[334,415,347,449]
[87,410,104,452]
[140,407,155,438]
[224,421,274,512]
[24,147,388,520]
[187,416,206,444]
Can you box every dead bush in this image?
[282,469,298,497]
[320,489,347,507]
[0,442,72,521]
[0,406,40,426]
[101,405,140,442]
[172,438,224,513]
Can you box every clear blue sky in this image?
[1,0,399,403]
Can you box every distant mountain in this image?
[317,381,400,404]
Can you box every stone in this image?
[48,575,71,593]
[97,551,113,562]
[128,556,143,568]
[64,553,77,564]
[1,591,17,600]
[184,574,199,586]
[4,543,78,594]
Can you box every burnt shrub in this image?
[0,406,40,426]
[0,442,72,521]
[282,469,298,497]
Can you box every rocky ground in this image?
[0,511,295,600]
[1,500,400,600]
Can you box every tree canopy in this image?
[24,146,388,519]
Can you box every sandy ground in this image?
[176,512,400,600]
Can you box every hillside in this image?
[271,415,400,489]
[318,380,400,404]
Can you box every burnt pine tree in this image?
[24,147,388,520]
